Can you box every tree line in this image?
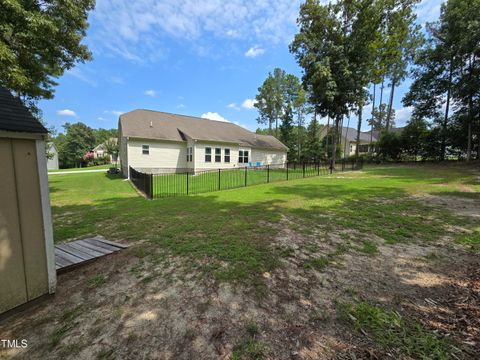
[254,0,479,166]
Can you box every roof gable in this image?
[0,87,47,134]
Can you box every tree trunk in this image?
[326,116,330,158]
[268,119,272,135]
[467,94,473,161]
[379,78,385,123]
[344,115,351,158]
[441,59,453,161]
[355,105,363,163]
[275,116,278,138]
[369,83,376,153]
[331,115,341,169]
[386,78,396,132]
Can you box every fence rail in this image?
[130,159,363,199]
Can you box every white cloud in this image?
[177,104,185,108]
[227,103,240,110]
[91,0,301,61]
[144,89,156,97]
[395,106,414,126]
[57,109,77,117]
[65,68,97,86]
[201,112,229,122]
[242,99,257,109]
[104,110,125,116]
[245,46,265,58]
[98,117,106,121]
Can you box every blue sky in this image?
[40,0,442,134]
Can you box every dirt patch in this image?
[413,193,480,219]
[1,217,479,359]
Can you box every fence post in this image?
[329,160,333,174]
[267,164,270,183]
[245,166,247,187]
[317,162,320,176]
[148,173,153,199]
[186,172,189,195]
[218,169,221,191]
[286,163,289,181]
[303,163,305,178]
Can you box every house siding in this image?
[127,139,187,173]
[251,148,287,166]
[194,141,243,170]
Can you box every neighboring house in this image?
[0,87,56,314]
[92,138,118,164]
[119,109,288,177]
[319,126,404,157]
[46,142,59,170]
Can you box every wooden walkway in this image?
[55,237,128,273]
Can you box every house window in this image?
[186,147,193,162]
[205,147,212,162]
[358,144,369,153]
[239,150,249,164]
[224,148,230,163]
[215,148,221,162]
[142,144,149,155]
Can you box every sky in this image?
[39,0,443,134]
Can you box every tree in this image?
[377,131,403,161]
[279,105,296,160]
[104,138,119,167]
[382,0,423,131]
[304,116,323,162]
[0,0,95,112]
[60,122,96,168]
[401,117,428,160]
[254,68,288,136]
[93,128,118,146]
[368,103,395,132]
[291,0,381,169]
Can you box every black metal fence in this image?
[130,159,363,199]
[130,166,153,199]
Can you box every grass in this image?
[48,164,479,287]
[49,306,83,348]
[455,227,480,252]
[48,164,114,173]
[152,165,326,197]
[337,301,461,359]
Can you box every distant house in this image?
[92,138,118,164]
[118,110,288,177]
[0,87,56,314]
[320,126,404,157]
[46,142,59,170]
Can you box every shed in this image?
[0,87,56,314]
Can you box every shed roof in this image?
[119,109,287,151]
[0,87,48,134]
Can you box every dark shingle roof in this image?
[0,87,47,134]
[119,109,288,151]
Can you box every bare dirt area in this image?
[1,190,479,359]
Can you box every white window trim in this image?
[142,144,149,155]
[215,148,222,163]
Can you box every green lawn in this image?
[49,163,480,280]
[152,165,329,197]
[48,164,115,173]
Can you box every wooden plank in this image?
[75,239,114,255]
[54,251,71,268]
[55,248,84,265]
[57,243,95,261]
[67,242,105,258]
[85,238,124,252]
[91,237,128,249]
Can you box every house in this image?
[46,142,59,170]
[92,138,118,164]
[118,109,288,177]
[320,126,405,158]
[320,126,376,157]
[0,87,56,314]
